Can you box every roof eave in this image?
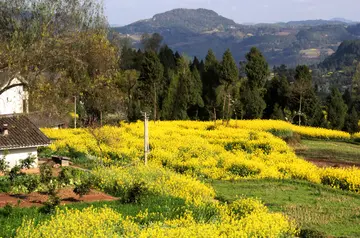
[0,144,51,151]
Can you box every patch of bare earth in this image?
[0,189,117,208]
[305,158,360,168]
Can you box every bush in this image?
[229,198,268,219]
[228,164,261,177]
[73,176,93,198]
[0,177,11,193]
[121,181,147,204]
[266,128,293,139]
[11,175,40,194]
[299,228,327,238]
[40,164,53,184]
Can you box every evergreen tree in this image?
[270,103,285,120]
[219,49,239,123]
[158,45,176,71]
[344,107,359,133]
[327,88,348,130]
[245,47,270,90]
[139,50,164,121]
[342,88,353,109]
[201,49,220,121]
[264,75,290,118]
[242,87,266,119]
[188,68,204,119]
[242,47,269,119]
[162,56,194,120]
[190,57,201,71]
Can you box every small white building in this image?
[0,72,29,115]
[0,115,51,168]
[0,72,50,168]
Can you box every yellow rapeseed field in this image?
[16,199,297,238]
[28,120,360,237]
[41,120,360,194]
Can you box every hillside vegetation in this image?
[115,8,360,66]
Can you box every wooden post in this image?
[144,112,149,165]
[74,96,77,129]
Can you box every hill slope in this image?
[114,8,359,66]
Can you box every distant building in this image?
[0,72,28,115]
[0,114,51,168]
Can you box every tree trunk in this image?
[226,93,231,126]
[153,83,157,122]
[213,107,217,126]
[299,94,302,126]
[222,94,226,124]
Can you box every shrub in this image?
[40,164,53,184]
[266,128,293,139]
[73,177,93,198]
[228,164,261,177]
[229,198,268,219]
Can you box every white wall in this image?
[0,78,26,115]
[0,147,38,169]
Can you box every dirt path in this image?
[0,189,117,208]
[305,158,360,168]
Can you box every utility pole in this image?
[74,96,77,129]
[144,112,150,165]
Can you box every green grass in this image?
[294,139,360,164]
[212,179,360,237]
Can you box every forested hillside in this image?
[114,8,360,66]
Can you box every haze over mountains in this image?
[113,8,360,66]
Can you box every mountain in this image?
[330,18,357,24]
[119,8,239,34]
[114,8,359,66]
[320,40,360,70]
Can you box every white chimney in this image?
[3,124,8,136]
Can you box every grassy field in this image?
[212,179,360,237]
[294,139,360,165]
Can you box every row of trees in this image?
[0,0,359,132]
[120,34,359,132]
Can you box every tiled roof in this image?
[0,114,51,150]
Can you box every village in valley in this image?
[1,0,360,237]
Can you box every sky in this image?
[104,0,360,26]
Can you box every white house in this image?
[0,72,29,115]
[0,72,50,168]
[0,114,51,168]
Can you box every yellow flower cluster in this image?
[352,132,360,140]
[227,120,351,140]
[92,165,215,205]
[15,199,297,238]
[42,121,360,193]
[16,207,123,238]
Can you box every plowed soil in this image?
[0,189,117,208]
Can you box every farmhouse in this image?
[0,72,29,115]
[0,114,51,168]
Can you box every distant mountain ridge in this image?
[118,8,238,34]
[114,8,360,66]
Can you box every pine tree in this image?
[264,75,290,118]
[327,88,348,130]
[188,68,204,119]
[202,49,220,121]
[242,47,269,119]
[245,47,270,90]
[219,49,239,123]
[344,107,359,133]
[270,104,285,120]
[139,50,164,121]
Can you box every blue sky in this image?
[104,0,359,26]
